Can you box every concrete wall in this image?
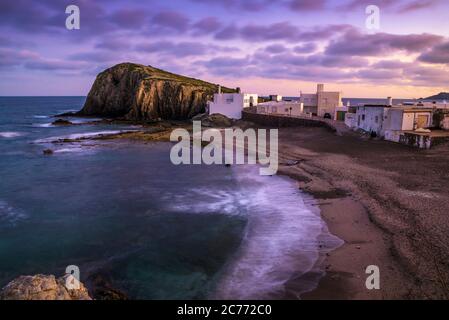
[385,109,404,131]
[242,110,336,132]
[402,113,415,130]
[257,102,306,117]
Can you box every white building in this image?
[257,101,308,117]
[299,84,343,118]
[355,105,388,136]
[208,88,258,119]
[353,104,433,138]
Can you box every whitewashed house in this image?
[208,87,258,120]
[354,105,433,137]
[299,84,343,118]
[355,105,387,136]
[383,108,433,143]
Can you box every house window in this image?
[375,116,379,123]
[226,97,234,103]
[362,115,365,121]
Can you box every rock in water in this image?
[52,119,73,126]
[78,63,235,121]
[0,274,92,300]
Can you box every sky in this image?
[1,0,449,98]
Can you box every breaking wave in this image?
[34,130,136,143]
[165,165,342,299]
[0,131,25,138]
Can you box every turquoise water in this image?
[0,97,340,299]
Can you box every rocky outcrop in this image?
[78,63,235,121]
[194,113,234,127]
[52,119,73,126]
[0,274,92,300]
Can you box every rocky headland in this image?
[76,63,235,121]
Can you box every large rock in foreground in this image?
[79,63,235,121]
[0,274,92,300]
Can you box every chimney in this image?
[387,97,393,106]
[317,84,324,93]
[218,85,222,94]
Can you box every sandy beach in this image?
[275,125,449,299]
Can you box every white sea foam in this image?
[34,130,136,143]
[34,123,53,128]
[0,131,25,138]
[0,200,27,224]
[33,115,49,119]
[165,165,342,299]
[53,147,91,154]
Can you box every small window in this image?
[362,115,365,121]
[226,98,234,103]
[375,116,379,123]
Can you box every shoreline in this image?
[31,119,449,299]
[276,132,412,300]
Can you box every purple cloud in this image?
[151,11,190,32]
[264,44,288,54]
[293,43,317,53]
[192,17,223,34]
[136,41,209,57]
[214,22,352,42]
[326,30,444,56]
[419,41,449,64]
[110,8,148,29]
[288,0,327,11]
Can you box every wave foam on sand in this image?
[165,165,342,299]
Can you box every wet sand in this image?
[276,126,449,299]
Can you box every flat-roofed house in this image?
[208,87,258,119]
[299,84,342,118]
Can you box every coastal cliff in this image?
[78,63,235,121]
[0,274,92,300]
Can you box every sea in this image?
[0,96,342,299]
